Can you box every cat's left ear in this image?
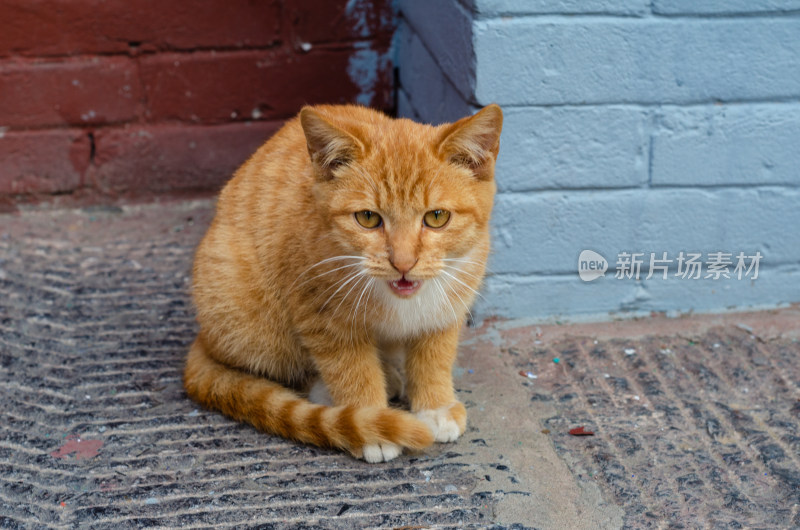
[437,104,503,180]
[300,107,363,180]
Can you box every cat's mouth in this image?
[388,277,422,297]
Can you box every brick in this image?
[634,266,800,315]
[652,0,800,15]
[140,49,372,124]
[0,129,89,195]
[474,0,649,16]
[474,18,800,105]
[286,0,394,44]
[395,23,471,124]
[477,274,638,320]
[93,122,282,194]
[479,261,800,319]
[0,0,281,57]
[652,104,800,187]
[0,56,140,128]
[399,0,475,103]
[490,188,800,276]
[496,107,649,192]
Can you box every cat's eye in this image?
[355,210,382,229]
[423,209,451,229]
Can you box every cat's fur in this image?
[184,104,503,462]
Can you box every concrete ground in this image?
[1,199,798,529]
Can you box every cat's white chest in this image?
[372,281,463,340]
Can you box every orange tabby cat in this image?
[184,104,502,462]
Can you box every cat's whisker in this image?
[322,269,368,311]
[314,268,364,308]
[441,257,492,273]
[345,275,366,346]
[297,262,364,289]
[439,269,486,301]
[363,278,375,336]
[349,276,374,344]
[443,264,484,283]
[441,258,494,274]
[440,275,474,324]
[441,257,479,263]
[290,255,366,290]
[432,277,459,324]
[335,271,369,315]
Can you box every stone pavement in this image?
[1,199,798,529]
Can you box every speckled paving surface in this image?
[0,202,517,530]
[1,200,799,529]
[502,330,800,528]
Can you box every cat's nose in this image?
[390,255,418,275]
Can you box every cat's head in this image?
[300,104,502,324]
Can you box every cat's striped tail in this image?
[183,337,434,462]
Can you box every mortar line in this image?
[494,97,800,110]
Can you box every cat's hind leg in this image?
[185,334,433,462]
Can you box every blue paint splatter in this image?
[345,0,372,38]
[345,0,392,106]
[347,42,390,107]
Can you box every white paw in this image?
[415,405,462,443]
[362,443,402,463]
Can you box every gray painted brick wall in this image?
[396,0,800,320]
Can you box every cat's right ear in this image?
[300,107,362,180]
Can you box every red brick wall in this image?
[0,0,395,209]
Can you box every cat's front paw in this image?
[414,401,466,443]
[361,443,401,463]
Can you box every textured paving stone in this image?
[499,328,800,528]
[0,203,502,529]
